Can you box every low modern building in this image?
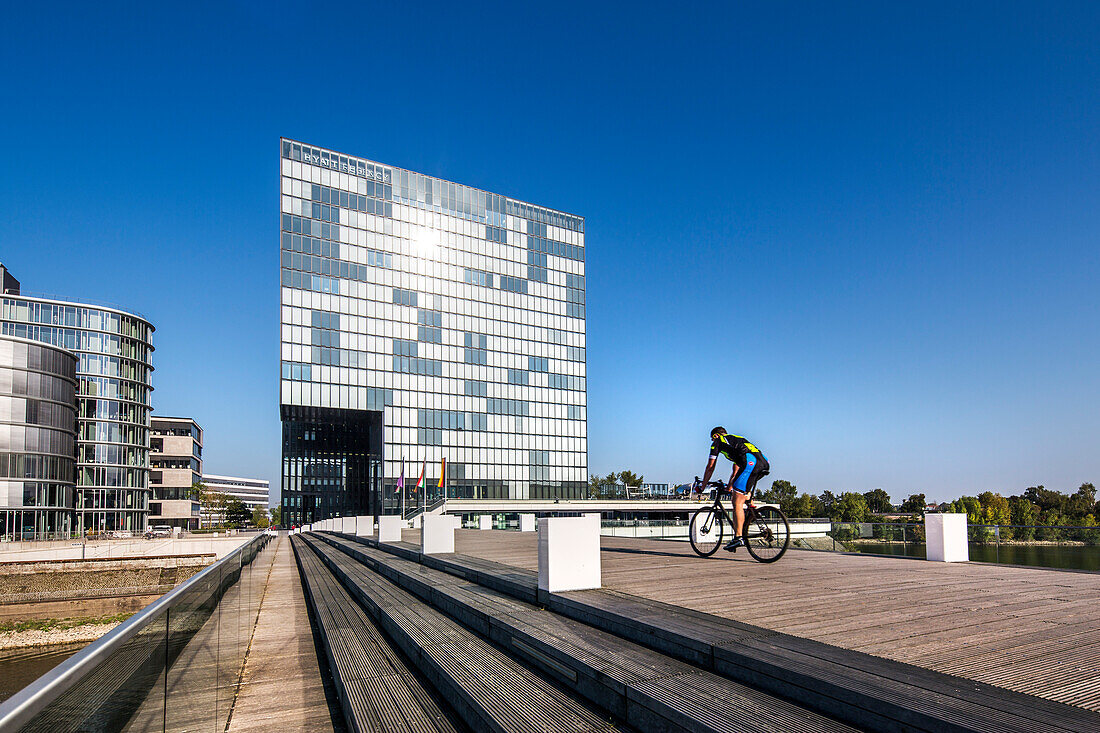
[0,335,78,540]
[200,474,270,526]
[149,416,202,530]
[0,269,155,534]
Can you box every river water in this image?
[0,643,85,704]
[848,542,1100,571]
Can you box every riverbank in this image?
[0,614,130,651]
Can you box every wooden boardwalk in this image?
[228,536,342,732]
[432,529,1100,712]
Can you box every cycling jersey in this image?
[709,433,770,495]
[709,433,767,470]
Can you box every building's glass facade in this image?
[1,296,155,534]
[0,336,78,540]
[279,139,587,525]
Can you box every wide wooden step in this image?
[319,530,1100,733]
[291,535,463,733]
[298,535,617,733]
[309,533,860,733]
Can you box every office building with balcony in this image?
[200,474,269,526]
[0,335,78,540]
[279,139,587,526]
[149,416,201,530]
[0,269,155,534]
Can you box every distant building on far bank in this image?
[201,474,270,526]
[149,416,202,530]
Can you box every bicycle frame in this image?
[696,484,764,534]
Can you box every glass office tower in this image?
[1,294,154,534]
[279,139,587,525]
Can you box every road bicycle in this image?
[688,480,790,562]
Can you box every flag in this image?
[396,457,405,495]
[414,460,425,494]
[438,457,446,488]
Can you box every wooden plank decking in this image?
[228,536,342,732]
[423,529,1100,712]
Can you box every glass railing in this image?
[820,522,1100,570]
[0,532,273,732]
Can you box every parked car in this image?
[144,525,172,539]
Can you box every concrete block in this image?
[355,516,373,537]
[478,514,494,530]
[341,517,356,533]
[378,515,403,543]
[538,514,601,592]
[422,515,456,554]
[519,513,536,532]
[926,513,968,562]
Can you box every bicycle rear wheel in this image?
[743,506,790,563]
[689,506,724,557]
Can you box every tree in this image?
[835,492,869,523]
[900,493,926,513]
[198,488,228,527]
[978,492,1011,527]
[1010,497,1038,541]
[225,498,250,528]
[760,480,797,514]
[949,496,981,524]
[189,480,206,501]
[819,491,837,517]
[587,474,601,498]
[1023,485,1067,515]
[789,493,819,519]
[618,470,644,487]
[269,505,282,527]
[863,489,892,514]
[252,507,270,528]
[1068,483,1096,519]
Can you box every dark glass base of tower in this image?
[280,405,383,527]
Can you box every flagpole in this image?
[398,456,406,519]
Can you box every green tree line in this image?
[755,480,1098,533]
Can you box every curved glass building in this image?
[0,335,78,540]
[1,293,155,534]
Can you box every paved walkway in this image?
[433,529,1100,711]
[228,536,341,732]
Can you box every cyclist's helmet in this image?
[710,426,726,439]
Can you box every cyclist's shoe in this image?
[724,537,746,552]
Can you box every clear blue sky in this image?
[3,1,1098,504]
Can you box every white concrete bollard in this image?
[538,514,601,592]
[422,515,456,554]
[478,514,494,530]
[519,513,536,532]
[378,515,403,543]
[341,517,356,533]
[355,516,373,537]
[926,513,969,562]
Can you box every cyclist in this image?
[699,426,770,552]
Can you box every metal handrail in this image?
[0,533,269,730]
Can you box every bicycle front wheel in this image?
[744,506,790,563]
[689,506,724,557]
